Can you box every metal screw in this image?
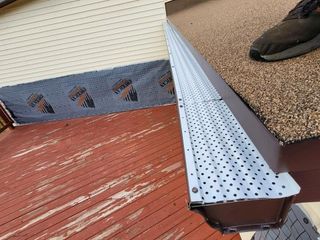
[192,187,198,193]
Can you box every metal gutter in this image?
[167,20,320,175]
[164,21,301,233]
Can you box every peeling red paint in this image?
[0,105,240,240]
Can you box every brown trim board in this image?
[191,197,295,233]
[0,104,14,129]
[292,169,320,203]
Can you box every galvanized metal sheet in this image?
[164,21,300,205]
[165,24,220,104]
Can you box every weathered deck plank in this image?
[0,105,240,240]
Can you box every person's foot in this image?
[250,0,320,61]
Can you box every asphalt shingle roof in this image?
[168,0,320,144]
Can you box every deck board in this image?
[0,105,240,240]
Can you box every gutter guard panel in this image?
[164,21,300,232]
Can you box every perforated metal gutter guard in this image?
[164,21,301,233]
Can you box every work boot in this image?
[250,0,320,61]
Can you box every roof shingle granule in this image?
[168,0,320,144]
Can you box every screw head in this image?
[303,217,309,224]
[192,187,198,193]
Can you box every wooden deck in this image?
[0,105,240,240]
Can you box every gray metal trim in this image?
[164,21,300,206]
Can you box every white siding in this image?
[0,0,169,87]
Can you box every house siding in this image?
[0,0,168,87]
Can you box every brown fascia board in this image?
[172,24,320,174]
[0,104,14,129]
[192,197,294,233]
[0,0,16,8]
[292,169,320,203]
